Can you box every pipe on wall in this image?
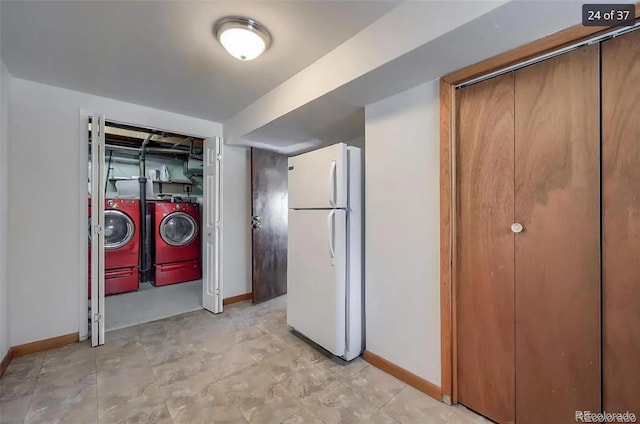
[139,135,152,177]
[138,176,150,282]
[103,144,192,157]
[104,144,140,153]
[106,156,140,165]
[145,147,191,156]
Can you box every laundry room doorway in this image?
[84,112,223,346]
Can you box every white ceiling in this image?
[234,0,603,155]
[0,0,399,122]
[243,92,363,153]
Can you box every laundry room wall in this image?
[0,59,11,361]
[7,77,251,346]
[364,79,441,386]
[103,154,203,198]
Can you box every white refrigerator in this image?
[287,142,363,361]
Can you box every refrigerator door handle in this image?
[329,159,337,207]
[327,210,336,266]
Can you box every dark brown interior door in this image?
[602,29,640,412]
[514,45,600,423]
[456,73,515,424]
[251,148,288,304]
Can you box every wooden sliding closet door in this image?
[514,45,600,423]
[602,29,640,412]
[456,73,515,424]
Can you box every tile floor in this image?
[0,296,489,424]
[105,280,202,331]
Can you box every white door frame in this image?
[90,113,106,346]
[202,137,224,313]
[77,110,224,341]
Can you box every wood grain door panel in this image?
[514,45,601,424]
[456,73,515,424]
[602,29,640,412]
[251,148,288,304]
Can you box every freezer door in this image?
[287,209,347,356]
[288,143,347,209]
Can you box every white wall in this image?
[222,145,252,298]
[0,60,10,359]
[364,80,441,385]
[223,1,504,143]
[7,78,249,346]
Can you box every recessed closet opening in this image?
[86,117,223,343]
[441,23,640,424]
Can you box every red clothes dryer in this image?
[88,198,141,296]
[152,201,201,286]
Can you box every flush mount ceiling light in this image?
[214,16,272,61]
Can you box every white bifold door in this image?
[287,208,347,356]
[90,114,106,347]
[288,143,347,209]
[202,137,223,313]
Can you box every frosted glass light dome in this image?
[215,17,271,61]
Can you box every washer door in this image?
[103,210,135,250]
[160,212,197,247]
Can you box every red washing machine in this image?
[152,201,201,286]
[88,198,141,296]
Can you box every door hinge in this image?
[93,313,102,323]
[215,288,220,295]
[216,221,221,229]
[94,224,102,234]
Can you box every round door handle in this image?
[511,223,524,233]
